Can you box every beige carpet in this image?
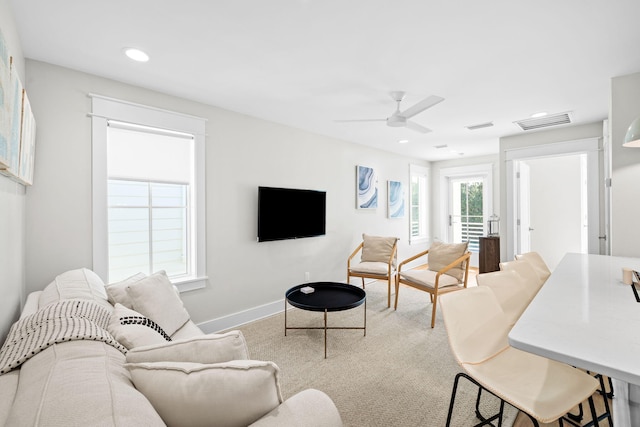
[229,281,518,427]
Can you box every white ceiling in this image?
[9,0,640,161]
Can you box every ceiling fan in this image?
[336,91,444,133]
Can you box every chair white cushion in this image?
[105,272,147,309]
[126,271,190,336]
[427,241,468,280]
[108,304,171,350]
[126,331,250,364]
[361,234,397,265]
[126,360,283,427]
[400,269,460,289]
[465,346,598,424]
[350,261,393,275]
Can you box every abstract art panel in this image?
[387,180,405,219]
[0,29,10,168]
[356,165,377,209]
[18,89,36,185]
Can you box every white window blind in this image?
[91,94,207,291]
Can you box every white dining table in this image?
[508,252,640,426]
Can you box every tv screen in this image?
[258,186,326,242]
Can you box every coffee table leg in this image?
[324,309,328,359]
[364,298,367,337]
[284,299,287,336]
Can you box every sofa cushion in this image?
[126,271,190,336]
[108,304,171,350]
[105,272,147,309]
[126,360,283,427]
[38,268,112,310]
[126,331,249,364]
[6,341,165,426]
[427,241,468,280]
[361,234,398,265]
[0,369,19,426]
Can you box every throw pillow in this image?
[126,331,250,364]
[361,234,398,265]
[427,241,469,280]
[108,304,171,350]
[125,360,283,427]
[125,271,190,337]
[105,272,147,309]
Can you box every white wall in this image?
[24,60,430,329]
[0,0,26,342]
[611,71,640,257]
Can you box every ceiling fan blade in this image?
[405,121,432,134]
[334,119,387,123]
[400,95,444,119]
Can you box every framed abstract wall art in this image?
[356,165,377,209]
[387,180,405,219]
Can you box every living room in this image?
[1,1,640,425]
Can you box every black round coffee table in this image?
[285,282,366,358]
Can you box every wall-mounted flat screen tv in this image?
[258,186,326,242]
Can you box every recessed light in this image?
[123,48,149,62]
[531,112,547,118]
[398,139,409,144]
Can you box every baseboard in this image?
[197,299,285,333]
[197,280,360,333]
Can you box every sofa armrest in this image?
[0,370,20,426]
[19,291,42,319]
[249,389,343,427]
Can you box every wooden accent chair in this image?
[440,286,608,427]
[394,241,471,328]
[347,234,399,307]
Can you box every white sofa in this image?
[0,268,343,427]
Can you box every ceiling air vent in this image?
[466,121,494,130]
[514,112,572,131]
[434,144,448,149]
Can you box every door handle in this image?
[528,227,535,231]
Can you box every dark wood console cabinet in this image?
[479,237,500,273]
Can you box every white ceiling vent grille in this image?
[514,112,572,131]
[466,121,494,130]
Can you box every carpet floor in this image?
[229,281,518,427]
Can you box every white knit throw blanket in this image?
[0,299,127,374]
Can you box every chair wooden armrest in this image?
[435,251,471,276]
[397,249,429,274]
[435,252,472,287]
[347,242,364,269]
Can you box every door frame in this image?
[505,137,602,260]
[439,163,493,265]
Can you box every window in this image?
[409,164,429,244]
[91,95,206,291]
